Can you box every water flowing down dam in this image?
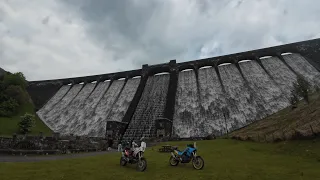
[239,60,289,116]
[123,74,170,140]
[37,85,70,121]
[43,84,83,130]
[106,78,141,123]
[72,81,110,136]
[198,66,227,136]
[87,80,125,137]
[283,53,320,88]
[219,63,258,131]
[173,70,201,138]
[54,83,96,134]
[260,57,297,97]
[31,39,320,139]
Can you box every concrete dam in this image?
[27,38,320,140]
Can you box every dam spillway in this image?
[29,38,320,140]
[122,74,170,140]
[173,69,201,138]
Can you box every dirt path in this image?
[0,150,119,162]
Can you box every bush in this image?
[0,97,19,117]
[205,134,216,140]
[292,75,311,104]
[18,113,35,134]
[289,92,299,109]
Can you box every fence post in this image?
[282,130,286,140]
[258,134,260,142]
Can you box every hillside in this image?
[0,71,52,137]
[0,101,52,137]
[0,67,5,77]
[230,92,320,142]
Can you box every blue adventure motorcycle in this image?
[169,142,204,170]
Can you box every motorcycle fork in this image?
[137,151,143,161]
[192,152,198,162]
[171,152,181,161]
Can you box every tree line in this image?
[0,71,36,134]
[0,71,28,117]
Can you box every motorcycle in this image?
[169,142,204,170]
[120,139,147,172]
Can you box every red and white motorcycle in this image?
[120,138,147,172]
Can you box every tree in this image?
[292,75,311,104]
[4,85,28,105]
[0,72,29,117]
[3,72,27,89]
[18,113,35,134]
[0,97,19,117]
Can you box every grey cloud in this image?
[42,16,50,25]
[1,0,320,81]
[62,0,320,63]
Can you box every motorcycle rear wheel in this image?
[120,157,127,166]
[136,157,147,172]
[169,156,179,166]
[192,156,204,170]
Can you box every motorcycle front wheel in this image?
[169,156,179,166]
[136,157,147,172]
[120,157,127,166]
[192,156,204,170]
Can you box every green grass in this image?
[1,139,320,180]
[0,102,52,137]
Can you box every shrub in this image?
[18,113,35,134]
[0,98,19,117]
[205,134,216,140]
[289,91,299,109]
[4,85,28,105]
[292,75,311,104]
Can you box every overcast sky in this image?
[1,0,320,81]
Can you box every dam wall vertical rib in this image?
[121,65,149,132]
[163,60,178,122]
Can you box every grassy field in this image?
[0,102,52,137]
[231,92,320,141]
[0,139,319,180]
